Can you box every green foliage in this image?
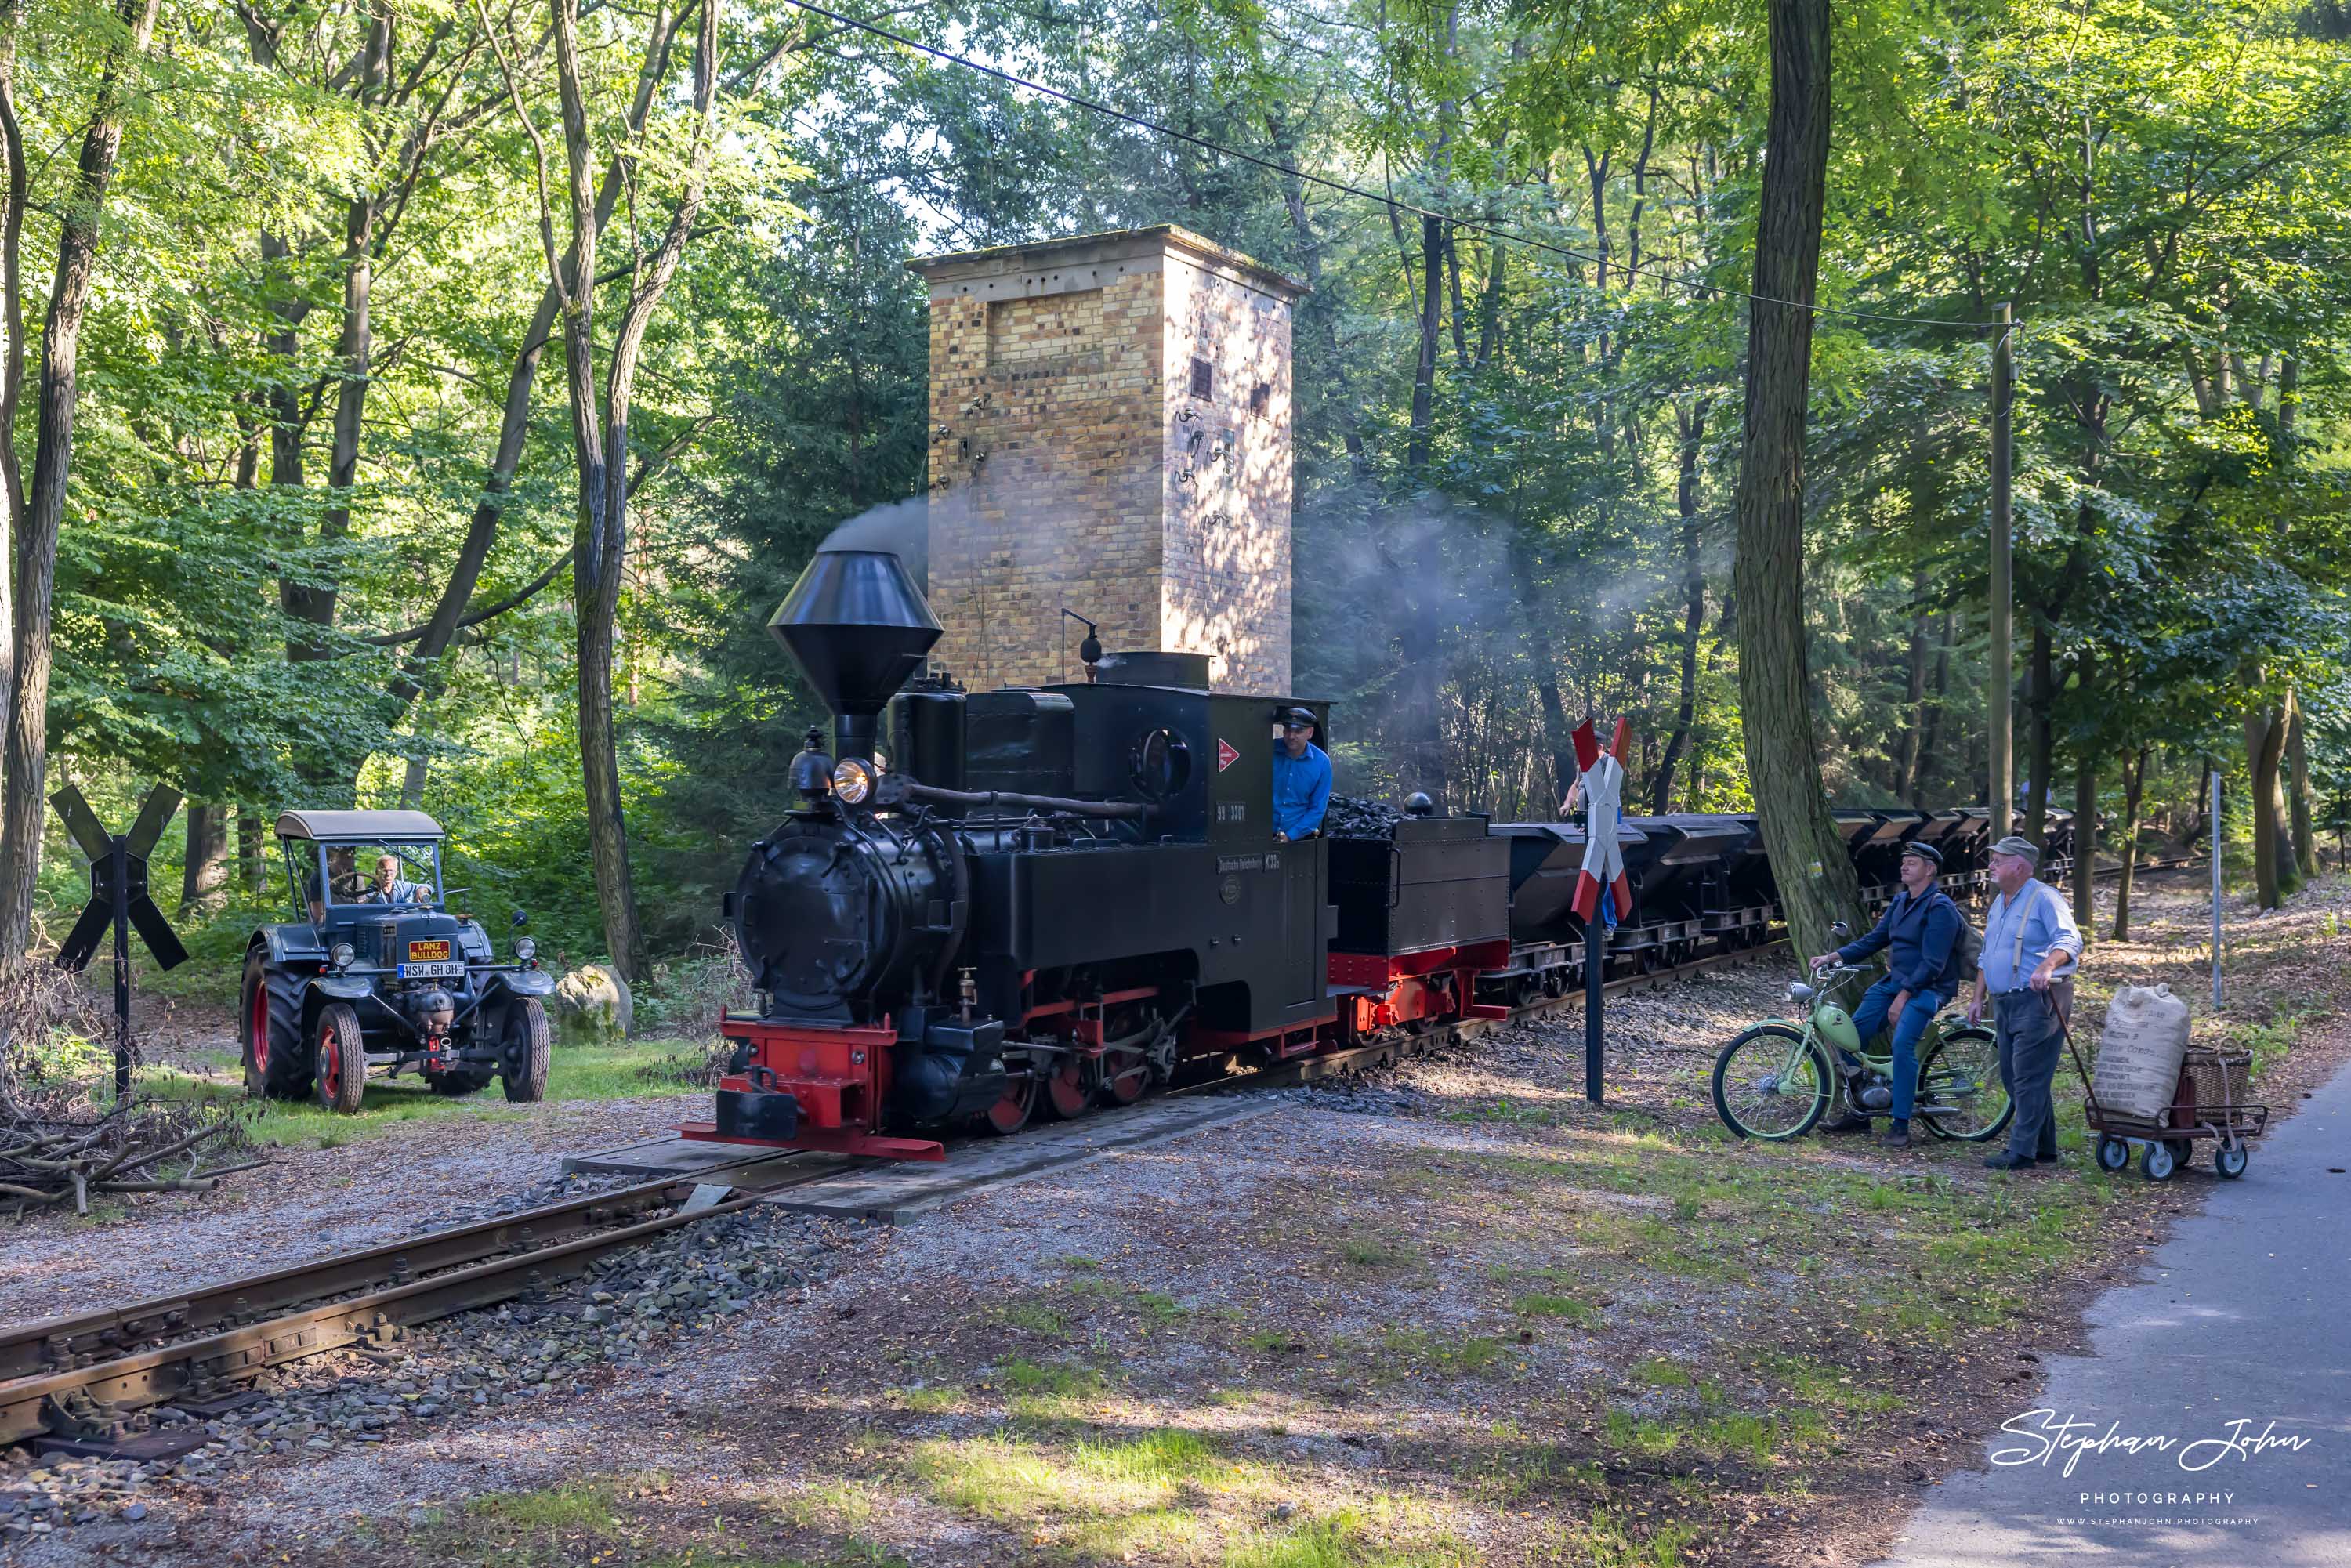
[21,0,2351,971]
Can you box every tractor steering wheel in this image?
[331,871,371,900]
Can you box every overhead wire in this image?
[777,0,2013,331]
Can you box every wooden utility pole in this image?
[1988,302,2014,837]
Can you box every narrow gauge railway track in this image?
[0,1153,845,1453]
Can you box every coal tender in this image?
[688,546,2072,1161]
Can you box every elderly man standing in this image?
[1968,834,2085,1171]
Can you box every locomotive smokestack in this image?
[769,548,942,762]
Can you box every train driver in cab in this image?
[1272,706,1331,842]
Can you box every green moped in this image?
[1710,923,2012,1143]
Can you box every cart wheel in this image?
[2164,1138,2193,1168]
[2214,1143,2249,1179]
[2096,1135,2131,1173]
[2142,1140,2178,1182]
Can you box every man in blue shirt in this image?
[1969,834,2085,1170]
[1270,708,1331,841]
[1809,841,1965,1149]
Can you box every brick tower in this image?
[913,226,1306,694]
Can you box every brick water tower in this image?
[913,226,1306,694]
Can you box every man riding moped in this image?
[1808,842,1965,1150]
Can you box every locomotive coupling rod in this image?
[882,777,1150,820]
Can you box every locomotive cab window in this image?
[1130,727,1192,800]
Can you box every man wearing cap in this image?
[1969,835,2085,1170]
[1272,708,1331,842]
[1809,842,1965,1149]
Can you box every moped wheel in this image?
[1712,1024,1833,1142]
[1917,1027,2013,1143]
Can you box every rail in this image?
[0,1153,843,1450]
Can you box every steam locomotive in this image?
[682,546,2076,1161]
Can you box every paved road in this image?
[1876,1054,2351,1566]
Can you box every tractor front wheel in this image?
[313,1003,368,1114]
[500,998,552,1103]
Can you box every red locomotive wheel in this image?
[1100,1047,1147,1106]
[1044,1056,1092,1120]
[980,1077,1037,1135]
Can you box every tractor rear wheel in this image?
[241,949,310,1100]
[313,1003,368,1114]
[500,998,552,1103]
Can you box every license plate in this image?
[407,939,452,962]
[399,961,464,980]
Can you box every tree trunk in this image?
[2023,621,2052,848]
[2288,704,2317,879]
[0,0,162,961]
[238,802,265,893]
[1892,581,1929,803]
[179,805,230,912]
[521,0,715,980]
[1651,398,1710,813]
[2113,744,2146,939]
[1406,215,1442,474]
[1911,610,1951,807]
[2071,754,2096,937]
[1505,531,1579,815]
[2244,699,2291,909]
[0,0,26,734]
[1730,0,1858,960]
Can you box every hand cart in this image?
[2055,995,2266,1181]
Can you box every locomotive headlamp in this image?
[831,756,875,805]
[330,941,356,971]
[515,936,537,964]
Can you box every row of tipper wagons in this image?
[1366,806,2089,1007]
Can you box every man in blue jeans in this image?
[1808,842,1965,1150]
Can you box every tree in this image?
[0,0,162,960]
[1729,0,1860,959]
[484,0,724,980]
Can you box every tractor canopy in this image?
[273,812,449,918]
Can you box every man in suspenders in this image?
[1969,835,2085,1170]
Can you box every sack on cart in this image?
[2092,983,2191,1123]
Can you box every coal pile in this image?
[1325,795,1404,840]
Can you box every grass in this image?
[1338,1235,1416,1269]
[1377,1327,1503,1374]
[1512,1291,1599,1326]
[135,1036,708,1146]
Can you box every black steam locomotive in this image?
[683,546,2075,1161]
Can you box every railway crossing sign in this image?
[52,783,189,1099]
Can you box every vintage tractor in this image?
[241,810,555,1113]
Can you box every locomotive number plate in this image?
[408,940,452,962]
[399,961,464,980]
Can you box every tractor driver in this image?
[366,853,429,905]
[1272,707,1331,842]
